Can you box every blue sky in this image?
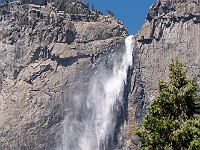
[88,0,156,35]
[0,0,156,34]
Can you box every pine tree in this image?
[92,3,95,11]
[106,10,114,17]
[134,59,200,150]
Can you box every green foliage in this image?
[134,59,200,150]
[106,10,115,17]
[93,11,99,21]
[92,4,95,11]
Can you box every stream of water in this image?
[59,35,135,150]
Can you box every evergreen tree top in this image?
[134,59,200,150]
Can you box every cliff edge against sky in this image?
[0,0,199,149]
[0,1,127,149]
[124,0,200,149]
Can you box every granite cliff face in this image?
[0,0,199,150]
[122,0,200,149]
[0,1,127,149]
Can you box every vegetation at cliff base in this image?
[134,59,200,150]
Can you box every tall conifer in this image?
[134,59,200,149]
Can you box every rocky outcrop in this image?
[0,1,127,150]
[1,0,199,149]
[122,0,200,149]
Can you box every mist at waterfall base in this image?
[58,36,135,150]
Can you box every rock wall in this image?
[0,1,127,150]
[122,0,200,149]
[0,0,199,150]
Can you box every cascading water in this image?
[59,35,135,150]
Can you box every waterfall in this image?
[59,35,135,150]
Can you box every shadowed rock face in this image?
[120,0,200,149]
[0,1,127,150]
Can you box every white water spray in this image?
[60,35,135,150]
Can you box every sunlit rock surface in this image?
[0,1,127,149]
[124,0,200,149]
[0,0,199,149]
